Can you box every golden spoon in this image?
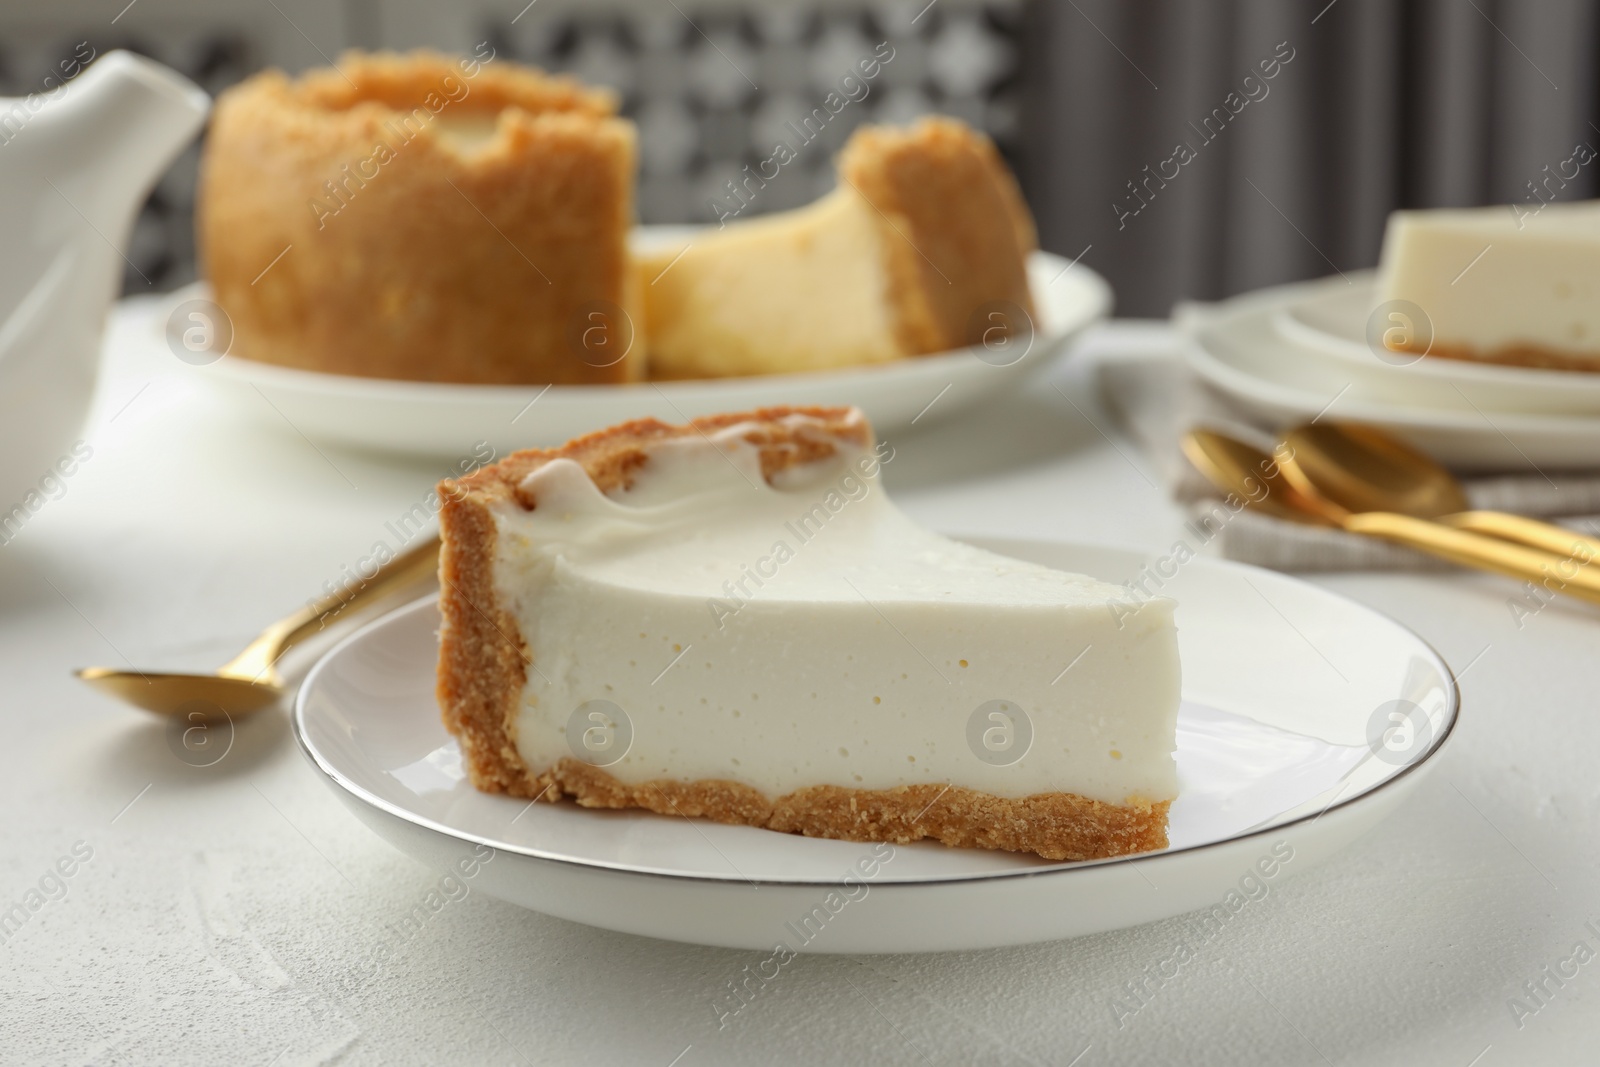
[1182,429,1600,605]
[1280,422,1600,561]
[76,537,441,718]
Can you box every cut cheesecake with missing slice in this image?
[201,51,641,386]
[436,407,1179,861]
[1377,200,1600,371]
[638,118,1039,379]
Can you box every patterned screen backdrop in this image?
[6,2,1593,316]
[487,4,1024,226]
[0,2,1023,296]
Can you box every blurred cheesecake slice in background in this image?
[1376,201,1600,372]
[638,118,1039,379]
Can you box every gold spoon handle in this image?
[219,536,441,680]
[1438,510,1600,564]
[1343,512,1600,605]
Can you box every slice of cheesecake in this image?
[1376,201,1600,371]
[638,118,1039,379]
[436,407,1179,861]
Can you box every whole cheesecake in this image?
[435,407,1180,861]
[199,51,642,385]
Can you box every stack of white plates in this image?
[1182,271,1600,470]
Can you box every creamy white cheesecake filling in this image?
[640,189,904,378]
[491,416,1180,806]
[1378,201,1600,356]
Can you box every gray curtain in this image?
[1021,0,1600,317]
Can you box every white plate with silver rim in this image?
[1274,273,1600,416]
[1182,283,1600,470]
[293,538,1456,954]
[153,233,1110,460]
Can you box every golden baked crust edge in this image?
[543,763,1168,862]
[435,405,1168,862]
[1395,340,1600,373]
[840,116,1039,357]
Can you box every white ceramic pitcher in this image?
[0,50,208,528]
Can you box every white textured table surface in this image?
[4,303,1597,1067]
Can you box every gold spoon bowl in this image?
[1281,422,1600,561]
[75,668,284,718]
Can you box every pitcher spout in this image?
[17,49,210,234]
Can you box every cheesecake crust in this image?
[436,407,1168,862]
[1395,340,1600,373]
[200,50,640,385]
[840,117,1039,356]
[533,761,1169,863]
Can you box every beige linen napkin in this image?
[1094,344,1600,572]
